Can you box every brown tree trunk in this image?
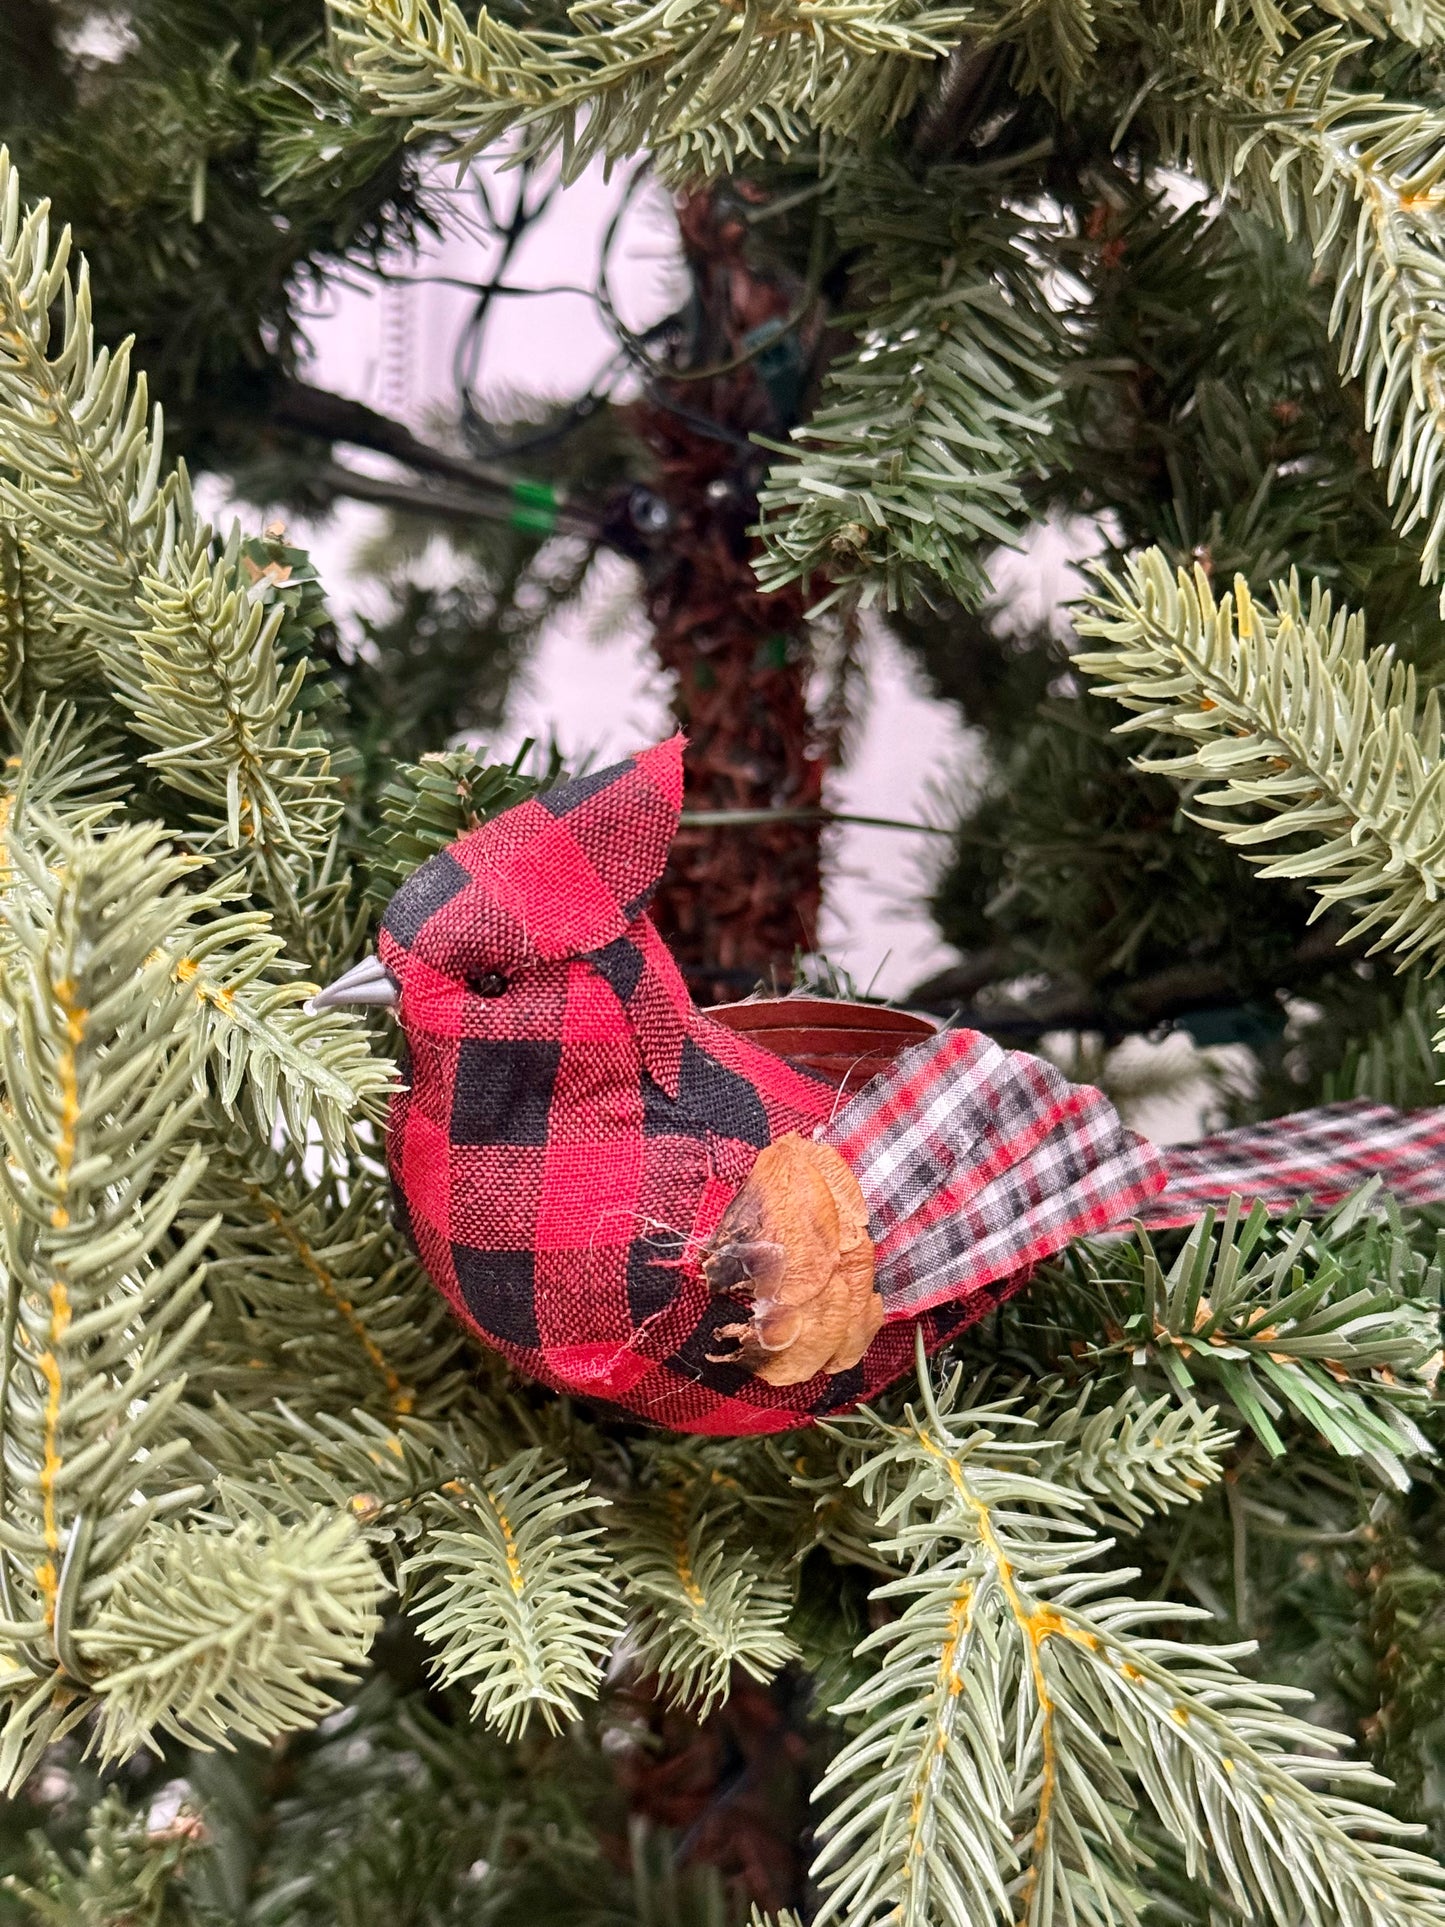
[636,189,825,1006]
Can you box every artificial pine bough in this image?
[8,0,1445,1919]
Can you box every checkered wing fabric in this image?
[1141,1099,1445,1228]
[820,1028,1169,1318]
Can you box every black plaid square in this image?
[450,1038,561,1145]
[673,1039,770,1147]
[381,847,470,947]
[452,1244,540,1347]
[587,935,644,1002]
[642,1070,695,1139]
[628,1228,686,1324]
[389,1172,416,1246]
[811,1364,866,1414]
[538,757,635,817]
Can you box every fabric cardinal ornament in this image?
[314,736,1445,1436]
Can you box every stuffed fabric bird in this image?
[314,737,1445,1436]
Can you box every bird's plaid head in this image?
[376,734,685,1023]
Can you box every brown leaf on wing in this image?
[702,1134,881,1385]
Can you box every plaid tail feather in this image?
[820,1029,1168,1319]
[1140,1099,1445,1228]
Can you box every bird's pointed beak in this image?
[305,954,400,1014]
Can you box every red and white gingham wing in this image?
[819,1028,1168,1318]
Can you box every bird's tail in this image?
[1139,1097,1445,1229]
[820,1031,1445,1320]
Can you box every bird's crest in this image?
[380,734,685,971]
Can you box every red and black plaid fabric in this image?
[379,735,1445,1437]
[1143,1098,1445,1227]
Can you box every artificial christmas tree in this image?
[0,0,838,990]
[6,4,1445,1925]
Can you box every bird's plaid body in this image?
[379,743,996,1433]
[374,736,1445,1435]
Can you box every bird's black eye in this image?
[469,971,510,998]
